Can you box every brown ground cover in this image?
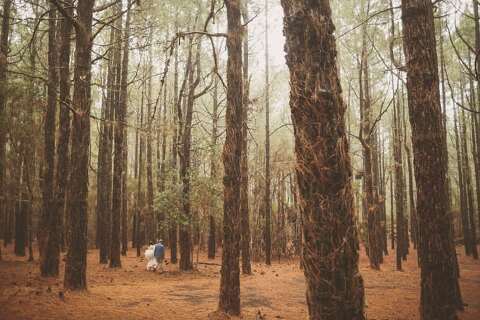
[1,243,479,320]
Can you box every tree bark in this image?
[218,0,243,315]
[97,23,115,264]
[281,1,366,319]
[64,0,95,290]
[264,0,272,266]
[55,0,73,253]
[401,0,462,318]
[0,0,11,260]
[208,76,219,260]
[110,0,125,268]
[454,104,473,256]
[40,2,59,277]
[240,0,251,275]
[120,2,132,257]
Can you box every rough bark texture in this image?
[281,1,365,319]
[110,0,124,269]
[218,0,243,315]
[64,0,95,290]
[240,0,251,275]
[178,41,197,272]
[0,0,11,259]
[40,3,59,277]
[401,0,461,318]
[97,23,115,264]
[55,0,73,253]
[393,101,405,270]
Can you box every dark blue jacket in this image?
[154,243,165,259]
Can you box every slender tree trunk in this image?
[178,40,197,272]
[460,104,478,259]
[393,98,405,271]
[55,0,73,254]
[401,1,462,317]
[454,105,472,256]
[146,33,155,245]
[169,20,179,264]
[15,163,27,257]
[208,77,219,260]
[359,9,382,268]
[40,2,59,277]
[136,80,146,258]
[121,2,132,256]
[110,0,125,268]
[264,0,272,267]
[281,1,366,319]
[218,0,243,315]
[0,0,11,260]
[64,0,95,290]
[240,0,251,274]
[473,0,480,235]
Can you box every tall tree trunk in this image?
[97,24,115,264]
[460,104,478,259]
[55,0,73,253]
[0,0,11,261]
[169,20,179,264]
[136,79,146,258]
[393,98,405,270]
[401,1,462,317]
[281,1,366,319]
[359,7,382,268]
[473,0,480,235]
[120,2,132,257]
[208,77,219,260]
[264,0,272,266]
[15,163,27,257]
[178,41,196,272]
[218,0,243,315]
[240,0,251,274]
[454,105,472,256]
[110,0,125,268]
[146,32,155,245]
[40,2,59,277]
[64,0,95,290]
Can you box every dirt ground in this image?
[1,243,479,320]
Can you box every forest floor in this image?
[0,243,479,320]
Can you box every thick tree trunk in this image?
[401,1,462,318]
[40,3,59,277]
[218,0,243,315]
[64,0,95,290]
[281,1,365,319]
